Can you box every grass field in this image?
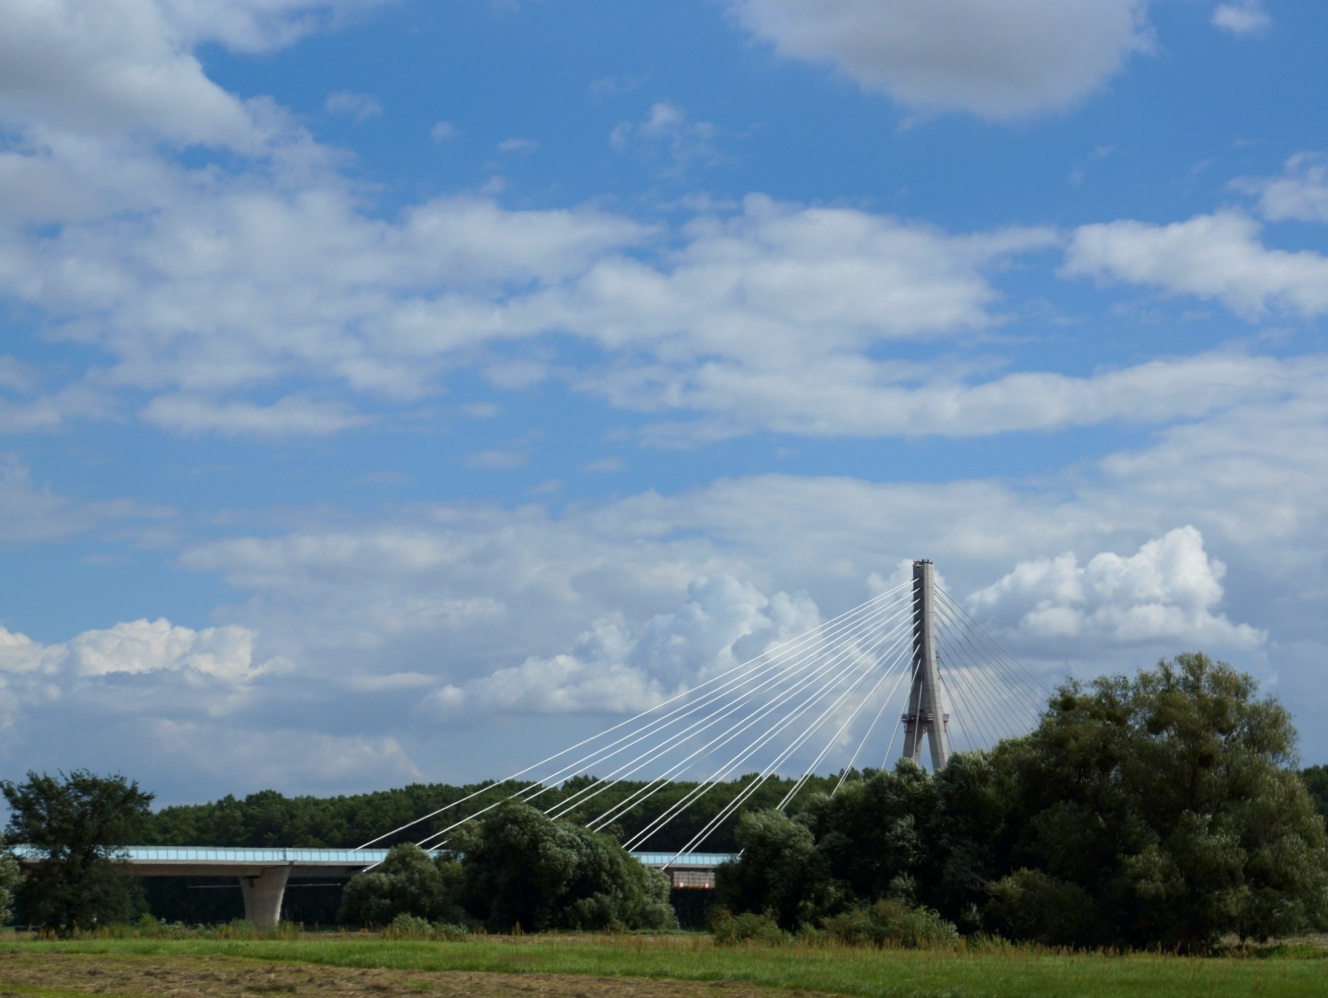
[2,932,1327,998]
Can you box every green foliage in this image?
[709,907,788,945]
[1,770,154,933]
[460,800,677,932]
[337,843,466,928]
[382,913,434,940]
[716,654,1328,951]
[1000,653,1328,949]
[820,899,958,949]
[1300,764,1328,819]
[983,868,1095,946]
[0,834,17,925]
[714,808,828,930]
[801,760,938,907]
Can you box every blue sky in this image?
[2,0,1327,805]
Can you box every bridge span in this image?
[15,846,734,928]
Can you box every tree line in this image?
[4,653,1328,946]
[716,654,1328,950]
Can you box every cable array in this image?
[360,571,1053,857]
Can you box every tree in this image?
[1301,764,1328,819]
[995,653,1328,949]
[460,800,676,932]
[338,843,465,927]
[714,807,829,930]
[1,770,153,933]
[0,834,17,925]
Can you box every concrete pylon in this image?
[239,866,290,929]
[900,560,949,770]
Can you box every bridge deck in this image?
[14,845,734,887]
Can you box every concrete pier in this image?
[239,865,291,929]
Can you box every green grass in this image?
[4,933,1327,997]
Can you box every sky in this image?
[2,0,1327,807]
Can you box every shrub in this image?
[383,913,434,940]
[710,907,788,946]
[821,899,957,949]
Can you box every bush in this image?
[710,907,788,946]
[339,843,466,928]
[383,913,433,940]
[821,899,957,949]
[461,801,678,932]
[983,869,1096,947]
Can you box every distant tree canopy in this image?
[717,654,1328,950]
[2,770,154,933]
[144,773,840,854]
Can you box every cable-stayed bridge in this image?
[364,561,1048,858]
[44,561,1048,927]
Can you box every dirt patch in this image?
[0,951,827,998]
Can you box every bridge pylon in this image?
[900,559,949,770]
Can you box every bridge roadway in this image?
[15,846,735,928]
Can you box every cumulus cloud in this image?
[0,617,285,682]
[1063,211,1328,317]
[422,575,822,716]
[148,375,1328,777]
[1233,153,1328,223]
[0,617,290,737]
[967,528,1265,651]
[1212,2,1271,37]
[0,0,369,149]
[728,0,1151,119]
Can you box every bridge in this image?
[15,846,733,927]
[17,562,1045,928]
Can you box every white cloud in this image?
[423,574,822,716]
[497,137,539,154]
[591,349,1306,442]
[1063,211,1328,317]
[141,393,371,437]
[967,527,1265,651]
[144,374,1328,776]
[430,121,459,142]
[140,720,422,797]
[0,186,648,407]
[1212,2,1271,37]
[1233,153,1328,223]
[0,617,284,682]
[728,0,1151,119]
[0,0,303,150]
[610,102,718,173]
[0,617,291,738]
[0,454,164,542]
[155,0,388,54]
[324,90,383,122]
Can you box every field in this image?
[2,933,1327,998]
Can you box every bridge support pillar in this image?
[901,559,949,770]
[239,866,290,929]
